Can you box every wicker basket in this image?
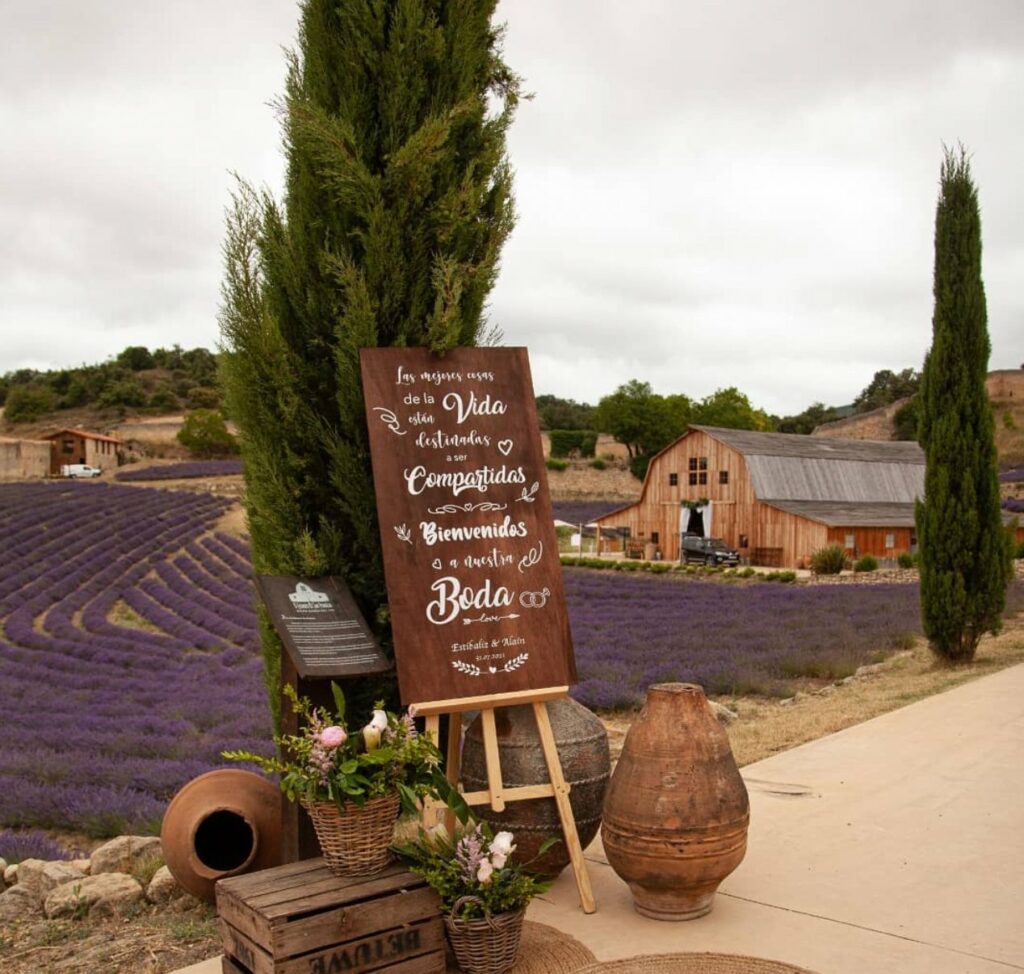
[301,792,401,876]
[444,896,525,974]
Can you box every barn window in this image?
[698,457,708,470]
[739,534,749,548]
[885,533,895,548]
[651,532,660,544]
[689,473,698,485]
[698,472,707,485]
[688,457,697,471]
[669,473,678,486]
[62,439,74,454]
[719,470,729,485]
[845,534,855,549]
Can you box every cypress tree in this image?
[219,0,521,721]
[915,146,1009,662]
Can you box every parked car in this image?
[681,535,740,566]
[61,464,102,478]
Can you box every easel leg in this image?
[444,711,462,835]
[533,701,597,914]
[422,714,442,829]
[481,708,506,812]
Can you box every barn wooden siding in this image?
[594,427,925,567]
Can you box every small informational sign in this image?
[360,347,577,704]
[254,575,391,678]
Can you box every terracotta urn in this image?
[161,769,282,902]
[602,683,749,920]
[461,697,611,876]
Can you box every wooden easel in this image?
[413,685,596,914]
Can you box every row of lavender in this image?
[114,460,244,481]
[0,482,271,838]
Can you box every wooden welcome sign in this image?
[360,347,577,705]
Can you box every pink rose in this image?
[319,726,347,749]
[476,859,494,884]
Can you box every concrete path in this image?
[175,663,1024,974]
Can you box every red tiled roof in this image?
[44,428,122,445]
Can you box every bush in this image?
[810,545,848,575]
[545,457,568,471]
[177,409,238,457]
[1016,540,1024,560]
[3,384,56,422]
[186,386,222,410]
[897,551,917,569]
[548,429,598,458]
[854,555,879,573]
[589,458,607,470]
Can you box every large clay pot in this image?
[461,697,610,876]
[602,683,749,920]
[161,769,282,902]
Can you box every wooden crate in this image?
[216,858,445,974]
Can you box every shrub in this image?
[186,386,222,410]
[854,555,879,573]
[549,429,598,458]
[1016,540,1024,560]
[589,458,607,470]
[810,545,848,575]
[545,457,568,471]
[3,384,56,422]
[177,409,239,457]
[897,551,917,569]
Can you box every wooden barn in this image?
[45,428,121,475]
[593,425,928,568]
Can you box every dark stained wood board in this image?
[360,347,577,704]
[254,575,390,678]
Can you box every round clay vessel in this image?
[462,697,610,875]
[602,683,749,920]
[161,769,282,902]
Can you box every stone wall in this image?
[811,398,911,441]
[987,369,1024,402]
[0,438,51,480]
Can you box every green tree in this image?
[691,387,772,430]
[853,367,920,413]
[535,394,594,431]
[117,346,155,371]
[177,409,239,457]
[915,147,1009,662]
[593,380,688,479]
[3,384,56,422]
[219,0,521,719]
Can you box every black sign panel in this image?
[254,575,391,678]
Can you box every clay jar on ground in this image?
[602,682,749,920]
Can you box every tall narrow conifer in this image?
[915,146,1009,662]
[219,1,521,720]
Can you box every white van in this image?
[61,464,102,478]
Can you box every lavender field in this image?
[114,459,244,481]
[0,482,270,839]
[0,481,980,841]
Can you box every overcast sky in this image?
[2,1,1022,415]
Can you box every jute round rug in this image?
[574,954,818,974]
[445,920,596,973]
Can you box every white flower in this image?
[489,831,516,857]
[476,858,494,884]
[362,709,389,751]
[490,851,508,869]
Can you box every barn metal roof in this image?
[694,426,925,503]
[692,425,925,464]
[764,501,918,527]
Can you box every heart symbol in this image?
[432,559,442,570]
[488,666,498,674]
[498,439,513,456]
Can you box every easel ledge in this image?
[411,685,596,914]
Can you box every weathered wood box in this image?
[217,858,445,974]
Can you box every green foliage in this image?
[219,0,521,720]
[3,384,56,422]
[897,551,917,569]
[548,429,597,458]
[854,368,920,413]
[535,394,594,431]
[185,386,222,410]
[117,346,156,371]
[177,409,239,457]
[892,396,919,440]
[589,457,607,470]
[691,386,773,431]
[810,545,848,575]
[224,683,440,814]
[775,401,839,434]
[393,821,554,918]
[97,379,147,409]
[853,555,878,573]
[594,380,689,475]
[545,457,568,471]
[1016,539,1024,560]
[147,387,180,412]
[916,146,1009,662]
[1003,411,1017,431]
